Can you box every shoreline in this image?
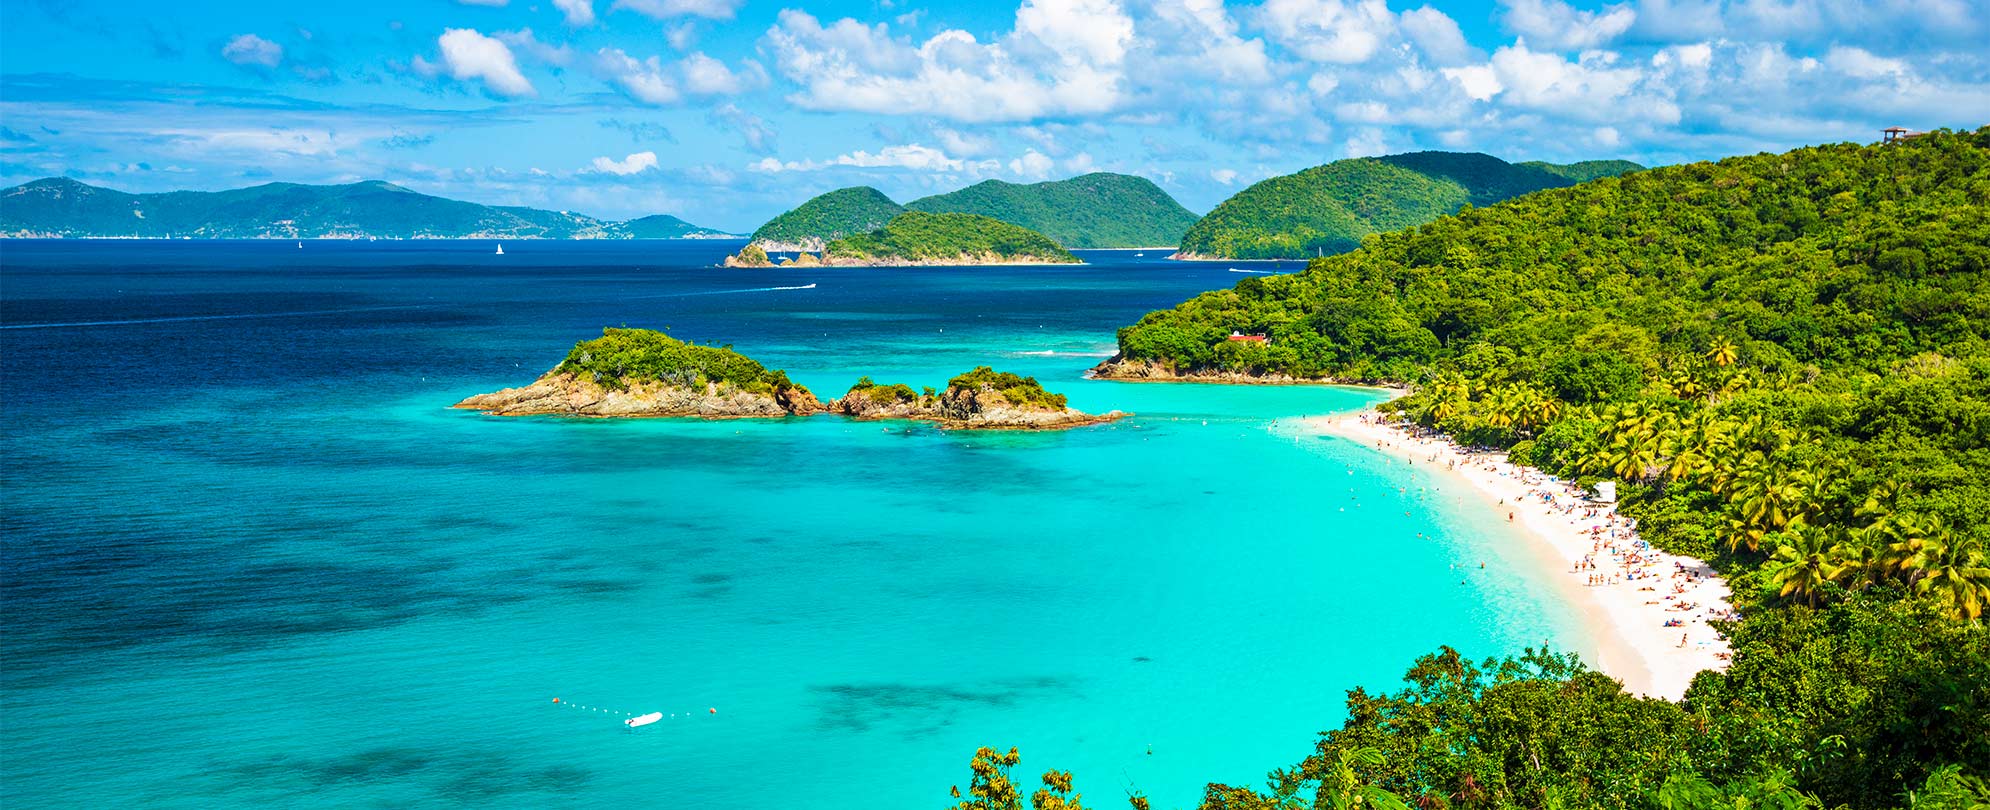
[1295,405,1732,700]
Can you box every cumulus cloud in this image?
[1210,168,1239,184]
[1010,149,1055,177]
[434,28,535,98]
[1256,0,1398,63]
[750,143,996,174]
[1399,6,1476,65]
[222,34,283,68]
[708,103,776,151]
[1498,0,1637,50]
[612,0,742,21]
[763,0,1135,123]
[680,52,762,94]
[591,151,660,175]
[496,29,572,66]
[595,48,678,104]
[554,0,595,26]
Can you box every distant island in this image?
[456,327,1118,429]
[0,177,740,240]
[1174,151,1644,260]
[741,172,1196,253]
[724,212,1078,267]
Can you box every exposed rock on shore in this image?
[454,372,825,417]
[1089,357,1318,385]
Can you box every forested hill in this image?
[747,186,906,250]
[822,212,1076,264]
[0,177,736,239]
[1175,151,1643,259]
[1101,129,1989,807]
[904,172,1199,248]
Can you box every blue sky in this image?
[2,0,1984,231]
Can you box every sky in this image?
[1,0,1985,231]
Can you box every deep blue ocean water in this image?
[1,240,1589,808]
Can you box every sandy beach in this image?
[1293,406,1733,700]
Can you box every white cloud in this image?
[1142,0,1272,84]
[1399,6,1476,65]
[1210,168,1238,184]
[612,0,742,21]
[496,29,572,66]
[1010,149,1055,177]
[554,0,596,26]
[595,48,679,104]
[457,0,507,5]
[435,29,536,98]
[1498,0,1637,50]
[591,151,660,175]
[764,1,1136,123]
[680,52,761,94]
[1441,64,1502,101]
[1825,46,1910,80]
[221,34,283,68]
[749,143,1000,174]
[1256,0,1398,64]
[933,127,996,157]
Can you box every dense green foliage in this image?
[1175,152,1642,259]
[553,327,805,396]
[1108,130,1990,808]
[748,186,905,247]
[845,376,929,405]
[1519,159,1648,184]
[0,177,728,239]
[905,172,1199,249]
[948,366,1069,409]
[824,212,1077,264]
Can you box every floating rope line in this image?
[551,698,718,728]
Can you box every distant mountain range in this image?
[0,177,740,239]
[1177,152,1646,259]
[748,173,1198,251]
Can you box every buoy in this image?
[552,697,560,703]
[709,707,717,714]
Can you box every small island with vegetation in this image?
[725,212,1078,267]
[835,367,1123,429]
[452,327,826,417]
[457,329,1118,429]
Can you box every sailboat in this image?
[495,243,505,255]
[296,241,303,249]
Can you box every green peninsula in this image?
[1174,151,1643,260]
[745,186,905,252]
[1096,129,1990,808]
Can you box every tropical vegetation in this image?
[824,212,1078,264]
[1175,151,1642,259]
[948,366,1069,409]
[553,327,807,397]
[906,173,1200,249]
[1077,129,1990,808]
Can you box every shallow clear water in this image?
[1,240,1587,808]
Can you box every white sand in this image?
[1292,407,1733,700]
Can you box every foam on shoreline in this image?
[1292,407,1733,700]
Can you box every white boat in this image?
[296,241,302,249]
[625,711,663,729]
[495,243,505,255]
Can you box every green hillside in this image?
[0,177,728,239]
[747,186,904,249]
[618,213,737,239]
[904,172,1198,248]
[1111,129,1990,806]
[823,211,1077,264]
[1177,151,1643,259]
[1519,158,1647,183]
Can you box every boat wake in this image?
[1009,348,1117,358]
[627,282,818,300]
[1228,267,1274,274]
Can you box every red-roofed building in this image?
[1227,331,1268,343]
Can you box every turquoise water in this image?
[1,240,1588,807]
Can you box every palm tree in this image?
[1766,528,1847,608]
[1907,536,1990,621]
[1707,338,1739,368]
[1319,747,1411,810]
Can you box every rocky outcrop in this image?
[1090,356,1352,385]
[453,372,825,418]
[829,380,1122,430]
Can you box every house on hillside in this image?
[1227,331,1268,343]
